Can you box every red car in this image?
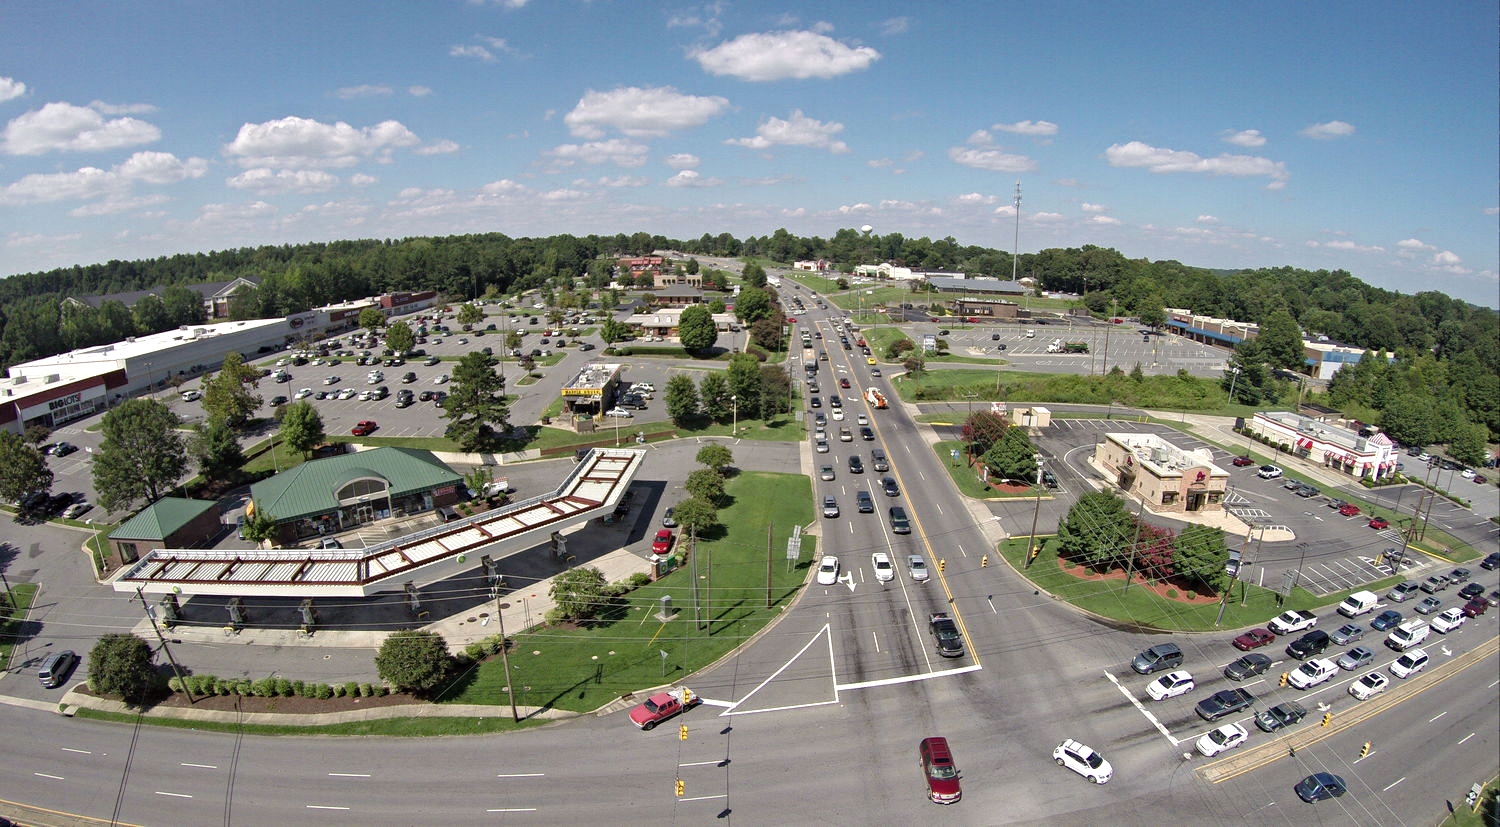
[919,737,962,804]
[839,377,851,389]
[787,317,797,323]
[1232,628,1276,651]
[1338,503,1361,517]
[651,529,675,554]
[1368,516,1389,530]
[350,420,378,436]
[1231,455,1256,467]
[1462,598,1488,618]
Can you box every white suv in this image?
[1258,465,1284,479]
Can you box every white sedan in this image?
[871,552,895,582]
[604,408,633,418]
[1196,723,1249,757]
[831,408,845,420]
[1053,739,1112,784]
[1348,671,1389,701]
[816,556,840,586]
[1145,670,1196,701]
[434,373,450,384]
[337,388,357,400]
[294,387,314,399]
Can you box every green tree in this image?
[456,303,484,329]
[1256,310,1305,371]
[1173,524,1230,594]
[678,304,718,354]
[241,507,279,546]
[1223,342,1272,405]
[279,401,327,458]
[665,374,701,425]
[734,287,774,325]
[749,317,783,351]
[961,410,1008,457]
[1056,492,1133,571]
[1447,419,1489,467]
[685,468,726,505]
[200,352,263,429]
[374,630,453,698]
[1377,393,1437,448]
[757,364,792,418]
[695,443,733,473]
[982,427,1039,481]
[707,298,727,314]
[724,354,762,422]
[699,372,731,423]
[670,496,719,535]
[92,398,187,513]
[385,320,416,355]
[358,306,386,333]
[443,352,511,451]
[548,566,608,621]
[189,417,246,483]
[87,633,156,704]
[0,431,53,503]
[742,262,767,288]
[600,318,632,344]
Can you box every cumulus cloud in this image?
[948,146,1037,173]
[223,116,420,168]
[0,150,206,206]
[350,173,377,186]
[1080,202,1108,213]
[450,44,496,62]
[691,30,880,81]
[2,101,161,155]
[543,138,649,168]
[956,192,997,205]
[1306,239,1384,254]
[408,85,433,97]
[665,153,700,169]
[227,168,340,195]
[1104,140,1289,188]
[586,175,649,188]
[1196,214,1219,224]
[1090,215,1121,225]
[726,110,849,153]
[0,76,26,102]
[564,86,729,139]
[665,170,722,187]
[993,120,1058,137]
[335,84,393,99]
[1432,250,1462,266]
[416,139,460,155]
[1300,120,1355,140]
[1396,238,1436,253]
[1221,129,1266,148]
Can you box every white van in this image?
[1337,590,1378,617]
[1385,619,1430,652]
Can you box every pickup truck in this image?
[930,613,965,658]
[865,387,888,409]
[628,686,701,730]
[1268,610,1318,635]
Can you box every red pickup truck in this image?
[628,687,701,730]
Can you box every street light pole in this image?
[1226,366,1241,406]
[1024,454,1044,568]
[731,394,738,436]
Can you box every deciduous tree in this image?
[1056,492,1133,572]
[385,320,415,355]
[665,374,700,425]
[670,497,719,535]
[0,431,53,503]
[189,417,246,483]
[1174,524,1230,593]
[200,352,263,429]
[548,566,608,621]
[678,304,717,354]
[374,630,453,697]
[278,401,326,458]
[685,468,726,505]
[87,633,156,704]
[695,444,733,473]
[92,398,187,513]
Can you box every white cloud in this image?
[665,170,722,188]
[1104,141,1289,188]
[350,173,377,186]
[880,17,910,35]
[223,116,420,168]
[450,44,496,62]
[480,179,526,196]
[691,30,880,81]
[993,120,1058,137]
[1032,211,1065,222]
[191,200,278,228]
[408,86,433,97]
[586,175,649,188]
[1483,206,1499,215]
[726,109,849,153]
[88,100,157,115]
[868,158,893,168]
[543,138,649,168]
[965,129,995,146]
[1432,250,1462,266]
[1196,214,1219,224]
[0,77,26,102]
[334,84,393,99]
[0,150,206,205]
[666,3,725,37]
[1090,215,1121,225]
[1397,238,1435,253]
[564,86,729,139]
[70,194,169,217]
[416,139,460,155]
[1300,120,1355,140]
[947,146,1037,173]
[227,168,340,195]
[1306,239,1384,254]
[1080,202,1108,213]
[956,192,996,205]
[837,202,874,214]
[665,153,700,169]
[1221,129,1266,148]
[2,101,161,155]
[540,188,586,201]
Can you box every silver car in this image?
[908,555,929,582]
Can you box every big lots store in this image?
[0,371,116,435]
[1246,410,1400,481]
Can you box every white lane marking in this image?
[306,805,351,810]
[837,664,982,691]
[679,760,722,767]
[61,748,92,755]
[678,795,728,802]
[329,772,371,777]
[496,773,546,778]
[872,631,881,653]
[486,808,538,812]
[1458,733,1475,745]
[1383,777,1406,792]
[1430,711,1448,723]
[1104,671,1179,746]
[180,762,218,769]
[34,772,64,780]
[155,791,193,798]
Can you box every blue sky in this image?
[2,1,1495,306]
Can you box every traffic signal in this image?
[679,724,689,741]
[1321,713,1332,727]
[681,687,692,703]
[981,555,989,568]
[1279,672,1288,687]
[1360,741,1371,758]
[1029,544,1041,561]
[938,559,946,573]
[675,779,685,797]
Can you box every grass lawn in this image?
[0,583,39,672]
[1439,776,1498,827]
[1001,536,1403,632]
[930,440,1046,500]
[437,470,815,712]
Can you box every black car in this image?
[1286,630,1331,660]
[882,476,900,497]
[848,455,864,474]
[269,395,288,406]
[1370,609,1402,631]
[401,372,417,383]
[1481,551,1500,570]
[1196,688,1254,721]
[1295,772,1347,803]
[860,426,875,441]
[810,396,821,408]
[1223,653,1272,681]
[855,491,875,513]
[1458,582,1485,601]
[1448,567,1472,584]
[1255,701,1308,733]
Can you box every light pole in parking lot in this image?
[1226,366,1241,406]
[731,395,738,436]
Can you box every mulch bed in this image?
[1057,561,1222,604]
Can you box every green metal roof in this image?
[112,497,219,540]
[249,447,461,522]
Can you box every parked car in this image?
[1231,455,1256,467]
[350,420,378,436]
[651,529,674,555]
[1257,465,1283,479]
[1337,503,1361,517]
[1368,516,1390,530]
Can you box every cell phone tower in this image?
[1011,181,1022,281]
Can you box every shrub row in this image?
[166,675,388,699]
[458,633,510,664]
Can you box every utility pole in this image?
[1121,497,1147,594]
[1101,298,1117,375]
[492,590,520,722]
[765,522,773,609]
[135,587,195,703]
[689,526,702,630]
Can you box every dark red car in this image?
[1231,455,1256,467]
[839,377,851,389]
[1368,516,1390,530]
[651,529,675,554]
[1462,598,1488,618]
[1338,503,1361,517]
[350,420,378,436]
[1232,628,1276,651]
[919,737,962,804]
